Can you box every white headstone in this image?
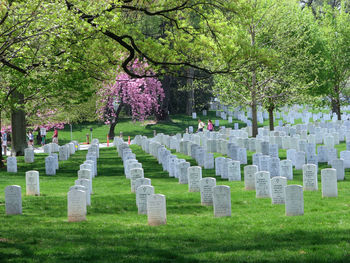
[78,169,93,194]
[213,185,231,217]
[51,153,59,170]
[302,164,318,191]
[215,157,225,176]
[5,185,22,215]
[227,160,241,181]
[271,176,287,204]
[321,168,338,197]
[255,171,271,198]
[295,151,306,170]
[188,166,202,192]
[45,156,56,175]
[269,157,280,178]
[59,146,68,161]
[244,165,258,190]
[7,157,17,173]
[134,178,151,193]
[147,194,167,226]
[74,179,91,206]
[285,185,304,216]
[200,177,216,206]
[43,144,52,154]
[130,168,144,193]
[204,153,214,169]
[280,159,293,180]
[24,148,34,163]
[136,185,155,214]
[26,171,40,196]
[178,162,190,184]
[331,159,345,181]
[67,188,86,222]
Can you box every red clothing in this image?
[53,129,58,138]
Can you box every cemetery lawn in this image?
[1,145,350,262]
[45,111,253,145]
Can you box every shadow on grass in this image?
[1,224,350,263]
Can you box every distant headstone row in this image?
[115,137,166,226]
[130,122,343,218]
[68,139,97,222]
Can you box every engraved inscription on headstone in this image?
[213,185,231,217]
[200,177,216,206]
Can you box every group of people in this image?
[1,128,59,156]
[29,128,58,146]
[197,119,214,132]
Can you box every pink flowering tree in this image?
[26,108,67,132]
[96,60,164,138]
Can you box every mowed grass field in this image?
[1,135,350,262]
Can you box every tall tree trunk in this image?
[332,84,341,120]
[11,91,26,156]
[250,26,258,137]
[0,110,4,168]
[251,70,258,137]
[268,105,274,131]
[186,67,194,115]
[156,75,171,121]
[251,101,258,137]
[108,104,123,139]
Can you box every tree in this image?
[0,0,101,155]
[311,3,350,120]
[96,60,164,138]
[212,0,315,136]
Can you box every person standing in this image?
[52,128,58,144]
[2,130,7,156]
[27,130,34,146]
[197,119,205,132]
[36,130,42,146]
[6,131,11,153]
[207,120,214,131]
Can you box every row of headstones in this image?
[147,129,347,183]
[140,132,343,169]
[23,142,79,164]
[115,138,166,226]
[6,141,79,175]
[212,102,349,125]
[4,141,86,216]
[133,136,236,217]
[4,170,41,215]
[141,130,340,211]
[134,135,308,217]
[145,134,338,200]
[67,140,99,222]
[46,141,79,175]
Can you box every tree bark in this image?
[186,67,194,115]
[156,75,171,121]
[11,91,27,156]
[268,105,274,131]
[251,69,258,137]
[332,84,341,120]
[250,25,258,137]
[108,104,123,139]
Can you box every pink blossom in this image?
[96,59,164,124]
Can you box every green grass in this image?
[42,111,249,145]
[1,138,350,262]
